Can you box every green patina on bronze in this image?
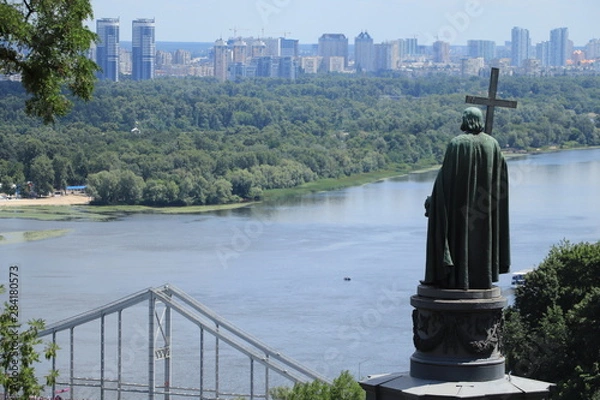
[423,107,510,289]
[460,107,485,133]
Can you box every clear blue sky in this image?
[89,0,598,46]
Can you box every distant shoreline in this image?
[1,146,597,214]
[0,194,91,207]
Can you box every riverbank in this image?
[0,166,420,221]
[262,167,415,200]
[0,200,254,221]
[1,146,597,221]
[0,194,92,207]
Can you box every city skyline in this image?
[93,17,598,82]
[89,0,598,46]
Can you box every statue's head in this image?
[460,107,485,134]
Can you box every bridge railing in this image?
[38,284,331,400]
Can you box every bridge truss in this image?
[38,284,331,400]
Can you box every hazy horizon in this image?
[89,0,598,47]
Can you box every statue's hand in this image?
[424,196,431,217]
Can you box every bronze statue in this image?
[423,107,510,289]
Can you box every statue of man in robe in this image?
[423,107,510,290]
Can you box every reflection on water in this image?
[2,148,600,391]
[401,169,440,183]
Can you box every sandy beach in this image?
[0,195,91,207]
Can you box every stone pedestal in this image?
[360,373,554,399]
[359,285,554,399]
[410,285,506,382]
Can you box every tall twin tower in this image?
[96,18,156,82]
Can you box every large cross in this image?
[465,67,518,134]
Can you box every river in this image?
[2,148,600,396]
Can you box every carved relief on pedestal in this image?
[412,308,503,357]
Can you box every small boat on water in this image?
[511,269,533,286]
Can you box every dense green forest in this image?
[1,74,599,205]
[504,241,600,399]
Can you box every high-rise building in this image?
[511,27,530,67]
[328,56,345,72]
[550,27,569,66]
[396,39,406,62]
[374,41,399,71]
[232,38,248,64]
[467,40,496,61]
[132,18,155,80]
[255,56,274,77]
[318,33,348,72]
[300,57,321,74]
[432,41,450,64]
[278,57,297,79]
[536,41,551,67]
[404,38,418,56]
[213,39,229,82]
[280,39,299,58]
[263,38,281,57]
[229,62,248,80]
[155,50,172,68]
[259,37,299,58]
[355,31,375,73]
[174,49,191,65]
[585,39,600,60]
[96,18,120,81]
[119,48,132,76]
[251,40,267,58]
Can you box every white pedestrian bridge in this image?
[38,284,330,400]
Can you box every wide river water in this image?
[2,148,600,396]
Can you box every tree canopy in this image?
[0,74,599,205]
[0,0,98,123]
[504,241,600,399]
[0,285,59,399]
[270,370,364,400]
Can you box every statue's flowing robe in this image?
[424,132,510,289]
